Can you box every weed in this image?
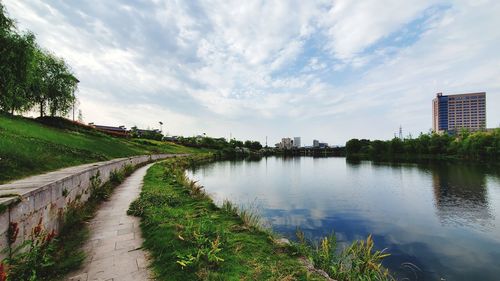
[221,199,238,216]
[89,171,113,201]
[1,219,57,281]
[0,204,7,215]
[292,229,393,281]
[122,164,134,176]
[221,200,264,231]
[109,169,125,185]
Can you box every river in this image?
[188,156,500,280]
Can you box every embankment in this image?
[0,154,182,259]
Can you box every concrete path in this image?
[67,163,155,281]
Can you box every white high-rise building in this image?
[313,139,319,147]
[293,137,301,148]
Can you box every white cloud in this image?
[3,0,499,145]
[320,0,439,61]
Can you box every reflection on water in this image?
[431,163,492,229]
[188,157,500,281]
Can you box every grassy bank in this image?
[0,114,208,183]
[130,156,393,280]
[129,156,327,280]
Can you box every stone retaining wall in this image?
[0,154,182,258]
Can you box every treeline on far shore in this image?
[0,3,78,117]
[346,129,500,161]
[175,136,263,153]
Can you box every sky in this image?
[3,0,500,146]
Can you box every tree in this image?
[244,140,262,150]
[0,3,78,116]
[0,4,36,114]
[30,50,78,117]
[346,139,361,154]
[229,139,244,148]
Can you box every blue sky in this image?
[4,0,500,146]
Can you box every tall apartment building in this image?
[432,92,486,133]
[279,138,293,150]
[293,137,301,148]
[313,139,319,147]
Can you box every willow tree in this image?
[0,3,78,116]
[0,4,36,114]
[30,50,78,117]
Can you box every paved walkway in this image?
[68,163,155,281]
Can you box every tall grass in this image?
[293,229,393,281]
[220,200,264,231]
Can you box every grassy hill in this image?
[0,113,209,184]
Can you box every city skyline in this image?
[4,1,499,146]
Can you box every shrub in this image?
[293,230,393,281]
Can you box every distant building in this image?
[293,137,301,148]
[163,136,179,142]
[89,123,129,137]
[319,142,328,149]
[313,139,319,148]
[433,92,486,133]
[136,128,161,135]
[279,138,293,150]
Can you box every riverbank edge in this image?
[130,154,333,280]
[346,152,500,164]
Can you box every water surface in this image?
[188,157,500,280]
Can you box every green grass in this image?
[129,156,326,281]
[0,113,208,183]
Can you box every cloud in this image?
[3,0,499,145]
[319,0,439,61]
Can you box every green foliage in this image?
[346,129,500,161]
[175,135,263,153]
[0,114,208,183]
[1,220,59,281]
[0,3,78,116]
[244,140,263,150]
[175,222,226,270]
[109,169,125,185]
[130,126,163,141]
[130,158,326,280]
[293,230,392,281]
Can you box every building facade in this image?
[279,138,293,150]
[293,137,301,148]
[313,139,319,147]
[432,92,486,133]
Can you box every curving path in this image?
[68,163,155,281]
